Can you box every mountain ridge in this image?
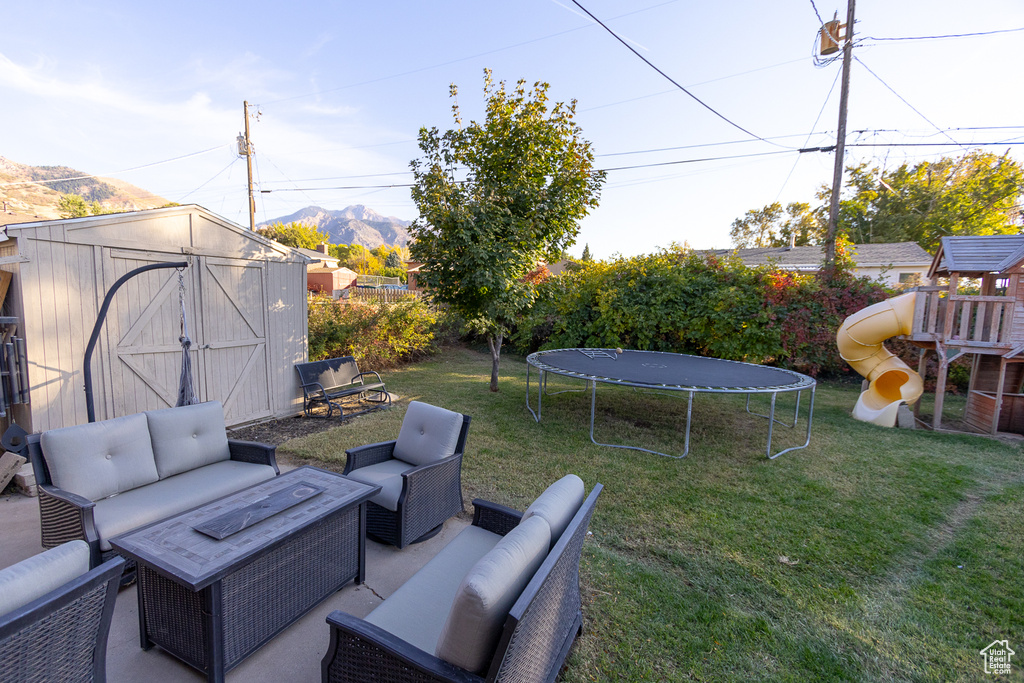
[0,156,169,225]
[260,204,414,248]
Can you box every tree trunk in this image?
[487,331,503,392]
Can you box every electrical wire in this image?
[774,66,842,201]
[179,158,241,202]
[568,0,793,149]
[854,56,968,152]
[863,26,1024,41]
[0,145,230,189]
[258,2,680,108]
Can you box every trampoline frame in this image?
[525,348,816,459]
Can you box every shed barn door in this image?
[198,256,272,424]
[111,253,193,417]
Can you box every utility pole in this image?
[824,0,855,268]
[240,101,256,231]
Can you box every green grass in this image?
[280,347,1024,682]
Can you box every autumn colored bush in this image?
[307,295,451,368]
[512,246,892,377]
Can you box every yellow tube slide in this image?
[836,291,923,427]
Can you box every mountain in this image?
[0,156,170,225]
[260,205,413,249]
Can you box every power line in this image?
[863,26,1024,41]
[258,2,681,107]
[775,66,843,201]
[568,0,792,149]
[854,56,967,151]
[0,145,230,189]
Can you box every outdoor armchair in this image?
[0,540,124,682]
[344,401,470,548]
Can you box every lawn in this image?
[280,347,1024,682]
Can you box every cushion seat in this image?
[94,460,276,551]
[345,458,416,511]
[364,525,503,654]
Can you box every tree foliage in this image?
[257,222,329,249]
[732,150,1024,252]
[729,202,822,248]
[839,151,1024,251]
[409,69,605,390]
[57,193,113,218]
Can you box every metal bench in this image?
[296,356,391,418]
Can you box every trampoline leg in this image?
[526,365,543,422]
[767,385,816,460]
[587,381,691,459]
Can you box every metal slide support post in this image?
[84,261,188,422]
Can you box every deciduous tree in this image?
[410,70,605,391]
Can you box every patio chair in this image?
[343,401,471,548]
[0,540,124,682]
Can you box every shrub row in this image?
[307,295,460,368]
[510,248,892,377]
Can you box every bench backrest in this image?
[486,483,603,683]
[296,356,360,390]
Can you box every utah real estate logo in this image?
[980,640,1014,675]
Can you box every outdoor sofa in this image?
[322,474,603,683]
[344,400,471,548]
[27,401,279,571]
[0,540,124,682]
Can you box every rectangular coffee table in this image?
[110,466,380,683]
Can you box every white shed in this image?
[0,205,311,432]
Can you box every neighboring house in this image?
[296,243,358,297]
[699,242,932,286]
[405,260,424,292]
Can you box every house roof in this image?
[700,242,931,270]
[308,265,356,275]
[293,246,340,266]
[928,235,1024,277]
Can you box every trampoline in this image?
[526,348,816,459]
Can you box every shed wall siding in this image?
[6,206,308,431]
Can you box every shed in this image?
[0,205,311,432]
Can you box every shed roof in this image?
[928,235,1024,277]
[700,242,931,269]
[3,204,312,264]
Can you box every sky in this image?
[2,0,1023,260]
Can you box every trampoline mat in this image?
[533,349,808,390]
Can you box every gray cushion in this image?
[41,413,159,501]
[145,401,231,479]
[364,525,502,654]
[435,515,551,674]
[345,459,415,511]
[0,540,91,617]
[522,474,585,548]
[94,460,276,551]
[393,401,463,467]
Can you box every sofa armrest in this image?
[399,454,464,543]
[36,485,103,566]
[323,611,482,683]
[343,440,397,474]
[471,499,523,537]
[228,440,279,474]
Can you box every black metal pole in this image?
[84,261,187,422]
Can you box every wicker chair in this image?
[0,541,124,682]
[344,401,471,548]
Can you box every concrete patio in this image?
[0,466,471,682]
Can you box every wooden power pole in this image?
[824,0,856,268]
[241,101,256,231]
